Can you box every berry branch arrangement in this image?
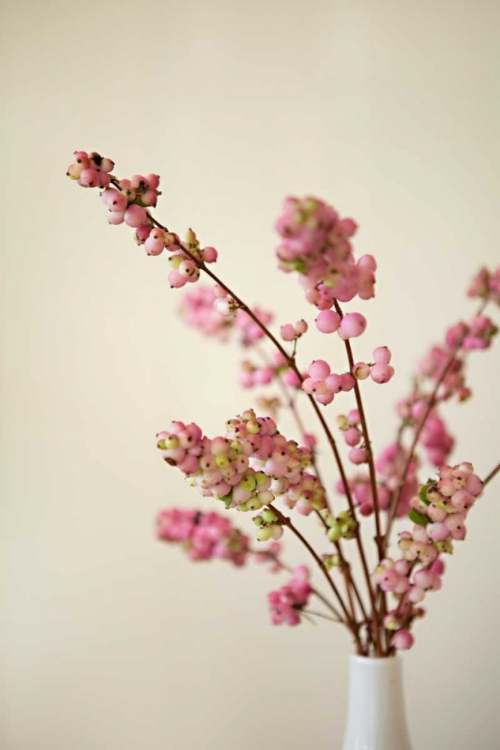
[67,150,500,657]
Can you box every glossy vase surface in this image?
[342,655,412,750]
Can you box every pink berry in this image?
[100,157,115,173]
[316,310,341,334]
[254,367,274,385]
[393,630,414,650]
[141,190,158,207]
[408,586,426,604]
[107,210,125,225]
[146,173,160,190]
[315,391,334,405]
[98,172,110,189]
[101,188,127,212]
[373,346,392,364]
[283,369,301,387]
[339,313,367,339]
[179,260,197,277]
[352,362,370,380]
[66,163,85,180]
[413,569,434,589]
[124,205,148,228]
[135,225,152,244]
[295,319,308,335]
[428,522,449,542]
[308,360,330,379]
[202,246,218,263]
[144,237,165,256]
[370,363,394,384]
[349,447,368,464]
[345,428,362,447]
[340,373,355,392]
[280,324,296,342]
[325,373,342,393]
[168,270,188,288]
[79,167,100,188]
[430,559,446,576]
[301,378,315,394]
[214,298,236,317]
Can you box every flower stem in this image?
[483,461,500,488]
[268,505,365,654]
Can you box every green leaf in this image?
[419,485,431,505]
[408,508,429,526]
[218,494,232,509]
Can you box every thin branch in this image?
[483,461,500,488]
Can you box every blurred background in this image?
[1,1,499,748]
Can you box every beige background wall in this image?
[1,1,500,748]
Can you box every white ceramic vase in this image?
[342,655,412,750]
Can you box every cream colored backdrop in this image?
[1,1,499,748]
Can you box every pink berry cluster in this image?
[254,540,283,572]
[468,266,500,306]
[302,359,355,405]
[239,350,302,391]
[67,151,220,290]
[66,150,114,188]
[337,410,368,466]
[316,310,367,339]
[68,158,500,654]
[156,410,326,520]
[335,440,417,518]
[375,443,420,518]
[181,285,273,346]
[400,462,483,558]
[268,565,312,626]
[352,346,395,385]
[280,319,309,342]
[446,315,498,351]
[239,360,276,388]
[372,462,483,651]
[156,508,250,566]
[275,197,376,306]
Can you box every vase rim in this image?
[349,654,400,665]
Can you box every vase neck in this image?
[342,655,412,750]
